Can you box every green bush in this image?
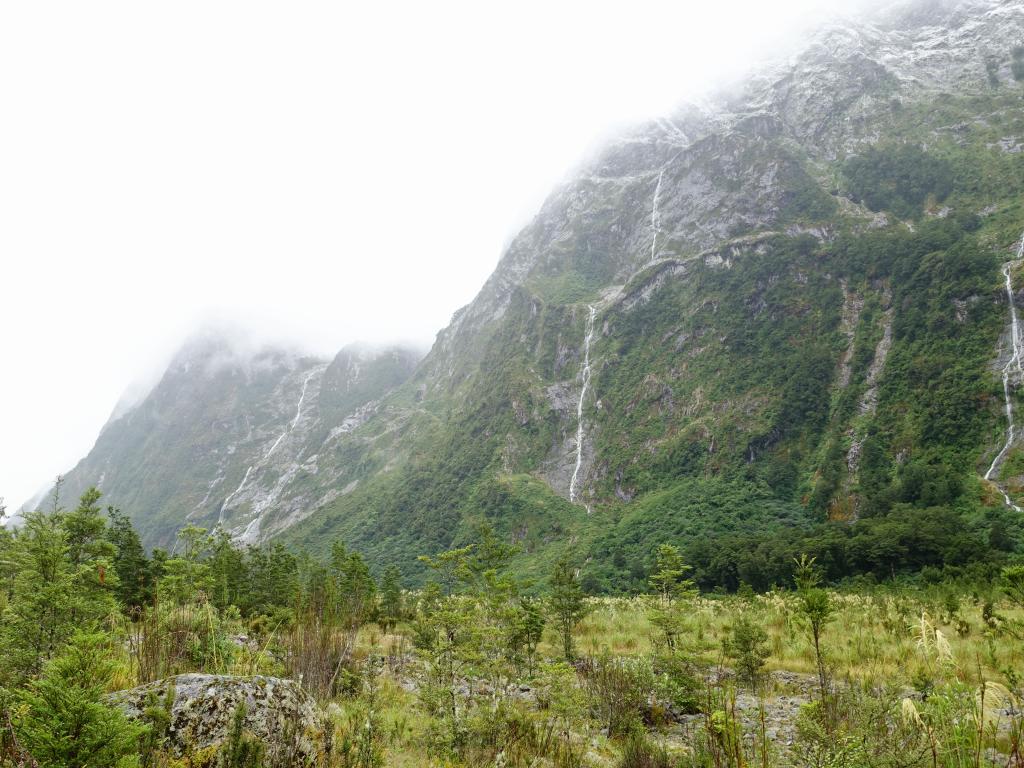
[12,632,146,768]
[216,704,264,768]
[584,655,655,737]
[844,144,954,219]
[616,731,676,768]
[724,616,770,688]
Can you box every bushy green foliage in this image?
[724,615,770,689]
[0,502,116,685]
[583,654,655,737]
[331,543,377,629]
[11,632,146,768]
[587,478,812,594]
[794,555,834,700]
[647,545,695,651]
[686,503,998,592]
[549,556,590,660]
[107,508,156,613]
[844,144,954,219]
[616,731,675,768]
[378,565,403,632]
[215,705,264,768]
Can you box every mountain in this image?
[51,332,423,549]
[51,0,1024,586]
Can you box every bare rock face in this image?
[109,674,330,761]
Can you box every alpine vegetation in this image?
[6,0,1024,765]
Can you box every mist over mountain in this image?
[49,330,425,548]
[45,0,1024,591]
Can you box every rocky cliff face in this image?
[280,0,1024,578]
[51,0,1024,573]
[52,335,422,548]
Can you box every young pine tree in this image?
[106,509,155,615]
[60,488,112,568]
[1,511,80,684]
[14,631,146,768]
[724,615,770,689]
[379,566,404,633]
[332,543,377,629]
[344,556,377,629]
[162,525,213,604]
[647,543,695,651]
[794,554,834,701]
[59,489,120,624]
[415,546,484,755]
[510,595,546,676]
[549,556,589,661]
[208,528,246,612]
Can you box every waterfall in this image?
[264,368,317,460]
[569,305,597,506]
[219,465,254,525]
[655,117,688,144]
[650,170,664,263]
[985,233,1024,511]
[219,367,319,526]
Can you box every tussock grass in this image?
[537,591,1024,690]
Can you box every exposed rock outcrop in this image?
[109,674,330,760]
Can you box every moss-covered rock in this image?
[109,674,329,761]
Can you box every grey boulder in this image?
[109,674,330,761]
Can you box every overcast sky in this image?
[0,0,884,511]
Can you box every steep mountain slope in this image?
[279,0,1024,584]
[47,0,1024,587]
[52,335,422,548]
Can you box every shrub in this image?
[12,632,146,768]
[215,705,264,768]
[584,654,655,737]
[650,654,702,715]
[724,615,770,689]
[617,731,675,768]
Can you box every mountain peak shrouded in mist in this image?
[40,0,1024,587]
[7,3,1024,763]
[44,328,425,546]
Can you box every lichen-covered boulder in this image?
[109,674,330,761]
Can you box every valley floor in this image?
[327,593,1024,766]
[67,588,1016,767]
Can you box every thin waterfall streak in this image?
[985,232,1024,512]
[219,465,253,525]
[1018,234,1024,375]
[569,305,597,506]
[655,117,687,143]
[265,369,316,461]
[219,366,319,525]
[650,170,664,263]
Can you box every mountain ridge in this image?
[47,332,425,548]
[45,0,1024,589]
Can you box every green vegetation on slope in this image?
[281,89,1024,592]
